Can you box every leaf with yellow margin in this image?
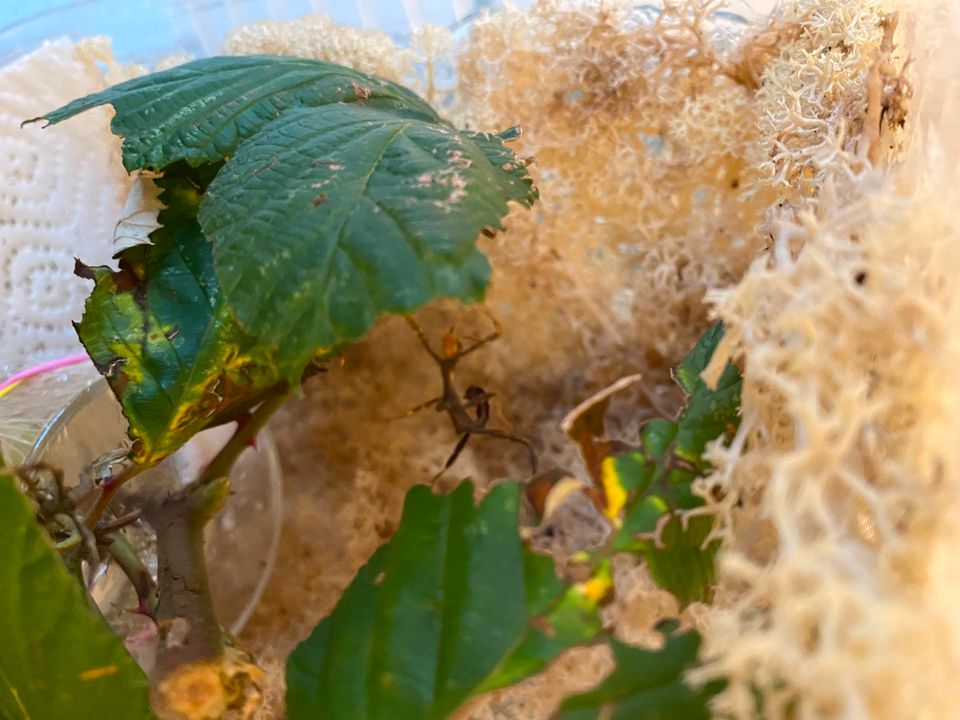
[597,325,741,607]
[74,163,286,466]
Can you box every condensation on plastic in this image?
[0,360,99,465]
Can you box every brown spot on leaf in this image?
[113,370,131,396]
[312,193,328,208]
[79,665,119,681]
[350,81,372,103]
[529,615,557,638]
[110,265,140,293]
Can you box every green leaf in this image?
[199,103,537,378]
[607,449,721,607]
[624,515,721,611]
[469,127,539,205]
[673,322,727,395]
[41,54,535,396]
[30,55,441,171]
[286,482,605,720]
[672,323,742,472]
[600,324,740,606]
[75,163,285,465]
[552,621,725,720]
[0,464,154,719]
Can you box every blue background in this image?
[0,0,505,65]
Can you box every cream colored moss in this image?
[698,2,960,717]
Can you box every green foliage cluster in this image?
[602,322,742,606]
[3,55,742,720]
[32,55,536,467]
[284,322,739,719]
[287,482,604,720]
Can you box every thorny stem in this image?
[95,508,142,534]
[85,462,147,532]
[195,390,290,488]
[146,390,288,699]
[84,384,288,532]
[100,530,158,617]
[146,477,230,682]
[59,388,288,710]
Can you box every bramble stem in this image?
[146,389,288,710]
[100,530,158,617]
[95,508,142,534]
[85,384,288,532]
[85,462,147,531]
[146,477,229,680]
[195,389,290,488]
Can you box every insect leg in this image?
[471,427,538,475]
[404,316,442,362]
[386,396,442,421]
[434,432,473,480]
[454,306,502,360]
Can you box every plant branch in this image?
[84,462,147,532]
[99,530,158,617]
[84,385,287,534]
[195,388,290,488]
[143,389,287,715]
[146,463,268,717]
[95,508,142,534]
[145,477,230,682]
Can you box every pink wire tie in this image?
[0,354,90,399]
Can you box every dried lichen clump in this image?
[223,16,457,108]
[693,4,960,720]
[456,1,768,374]
[699,187,957,719]
[744,0,890,202]
[223,15,414,83]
